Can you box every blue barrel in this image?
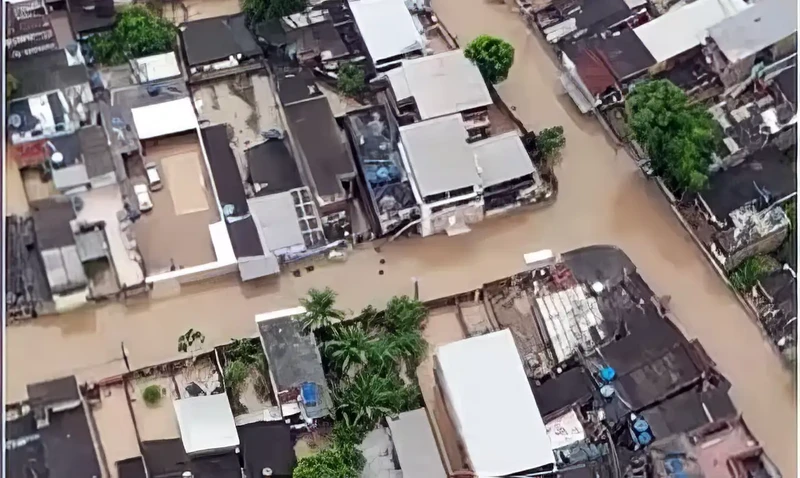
[600,367,616,382]
[633,418,649,433]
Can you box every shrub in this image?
[142,385,162,405]
[536,126,566,166]
[729,255,778,292]
[464,35,515,84]
[293,443,365,478]
[337,63,366,98]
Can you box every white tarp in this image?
[546,409,586,450]
[131,97,198,140]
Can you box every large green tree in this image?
[332,369,419,433]
[88,5,177,65]
[299,287,346,333]
[242,0,307,24]
[626,79,721,192]
[464,35,515,84]
[322,325,375,376]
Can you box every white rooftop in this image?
[133,52,181,83]
[386,409,447,478]
[389,50,493,120]
[348,0,424,65]
[248,192,305,255]
[436,329,555,476]
[633,0,749,63]
[131,97,198,140]
[399,115,480,198]
[472,131,536,188]
[255,306,307,323]
[173,394,239,455]
[707,0,797,63]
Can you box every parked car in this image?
[145,162,163,191]
[134,184,153,212]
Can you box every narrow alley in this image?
[5,0,796,474]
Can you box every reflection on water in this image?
[6,0,796,474]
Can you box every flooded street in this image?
[6,0,796,473]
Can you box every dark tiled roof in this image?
[181,14,261,66]
[284,95,355,199]
[200,124,249,215]
[246,139,303,194]
[238,422,297,477]
[592,29,655,80]
[66,0,116,34]
[142,439,191,478]
[774,65,797,108]
[45,407,103,478]
[27,375,80,406]
[117,457,147,478]
[79,126,115,178]
[701,146,796,221]
[191,452,241,478]
[531,367,594,418]
[7,48,89,99]
[227,216,265,259]
[257,315,326,392]
[277,69,321,106]
[30,197,77,250]
[641,386,735,439]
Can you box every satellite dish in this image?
[8,114,22,128]
[51,152,64,164]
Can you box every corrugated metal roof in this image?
[399,115,480,198]
[392,50,493,120]
[708,0,797,63]
[248,192,305,254]
[633,0,749,63]
[348,0,424,65]
[472,132,536,188]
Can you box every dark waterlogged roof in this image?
[246,139,303,194]
[30,198,77,251]
[181,14,261,66]
[238,422,296,477]
[701,146,796,221]
[7,48,89,99]
[531,367,594,418]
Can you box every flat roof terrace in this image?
[132,133,220,274]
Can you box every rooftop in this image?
[589,29,655,81]
[283,95,355,200]
[8,377,101,478]
[389,50,493,120]
[141,438,242,478]
[700,146,796,222]
[7,47,88,99]
[79,126,116,179]
[774,65,797,108]
[531,367,595,419]
[633,0,749,63]
[641,384,737,439]
[386,408,448,478]
[542,0,632,43]
[66,0,115,35]
[245,139,303,195]
[248,192,306,255]
[348,0,424,66]
[132,52,182,83]
[346,106,417,234]
[255,309,328,401]
[399,114,480,198]
[707,0,797,64]
[759,267,797,319]
[180,13,261,67]
[30,196,76,250]
[472,132,537,188]
[238,422,297,477]
[173,394,240,455]
[436,329,555,476]
[131,97,199,140]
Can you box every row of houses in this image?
[519,0,797,360]
[6,246,782,477]
[5,0,554,319]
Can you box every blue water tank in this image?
[600,366,616,382]
[633,418,649,433]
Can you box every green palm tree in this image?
[323,326,375,375]
[383,296,427,334]
[332,370,408,432]
[299,287,346,333]
[386,329,427,365]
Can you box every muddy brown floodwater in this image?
[5,0,796,473]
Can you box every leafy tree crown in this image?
[464,35,515,84]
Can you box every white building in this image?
[435,329,556,476]
[348,0,425,70]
